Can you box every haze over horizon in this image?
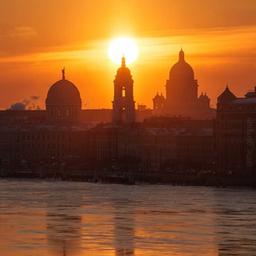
[1,0,256,109]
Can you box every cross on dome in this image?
[62,68,66,80]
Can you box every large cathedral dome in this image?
[46,76,81,107]
[169,49,194,80]
[46,69,82,123]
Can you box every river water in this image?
[0,180,256,256]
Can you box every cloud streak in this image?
[0,26,37,39]
[1,25,255,66]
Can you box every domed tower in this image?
[165,49,199,115]
[46,69,82,124]
[112,57,135,124]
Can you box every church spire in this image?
[179,48,185,62]
[121,56,126,67]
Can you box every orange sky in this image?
[1,0,256,109]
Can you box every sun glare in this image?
[108,37,139,65]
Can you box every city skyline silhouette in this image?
[1,1,256,256]
[1,1,256,109]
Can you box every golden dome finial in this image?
[121,55,126,67]
[179,48,185,62]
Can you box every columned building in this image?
[166,49,198,114]
[45,69,82,124]
[152,50,215,119]
[112,57,135,124]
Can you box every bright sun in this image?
[108,37,139,65]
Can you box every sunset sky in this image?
[1,0,256,109]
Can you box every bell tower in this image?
[112,57,135,124]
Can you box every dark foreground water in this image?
[0,180,256,256]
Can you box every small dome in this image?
[115,57,133,81]
[169,50,194,80]
[116,57,131,73]
[218,86,236,104]
[46,78,81,107]
[116,66,131,76]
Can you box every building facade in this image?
[216,86,256,173]
[153,50,215,119]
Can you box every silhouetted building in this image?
[198,92,210,109]
[112,57,135,124]
[153,50,215,119]
[0,108,151,126]
[4,125,88,173]
[0,58,218,176]
[85,122,214,172]
[46,69,82,124]
[176,128,214,169]
[216,86,256,172]
[152,93,165,115]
